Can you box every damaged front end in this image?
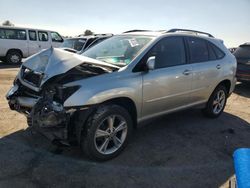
[6,80,73,143]
[6,48,118,144]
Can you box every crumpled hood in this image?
[22,47,119,87]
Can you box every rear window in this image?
[208,42,225,60]
[0,28,26,40]
[61,38,86,51]
[234,45,250,60]
[211,43,225,59]
[188,37,209,63]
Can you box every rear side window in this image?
[148,37,186,69]
[0,29,26,40]
[28,30,37,41]
[211,43,225,59]
[38,31,48,41]
[51,32,63,42]
[187,37,209,63]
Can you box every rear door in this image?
[28,30,40,56]
[142,36,193,118]
[186,37,225,103]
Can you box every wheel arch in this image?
[74,97,138,145]
[217,79,231,95]
[6,48,23,57]
[101,97,138,129]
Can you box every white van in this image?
[0,26,64,64]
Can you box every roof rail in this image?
[93,33,113,37]
[123,29,152,33]
[167,28,214,38]
[77,33,113,37]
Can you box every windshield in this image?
[61,38,86,51]
[82,35,154,67]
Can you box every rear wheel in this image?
[81,104,133,161]
[202,85,228,118]
[6,50,22,64]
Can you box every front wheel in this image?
[202,85,228,118]
[81,105,133,161]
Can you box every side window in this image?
[38,31,48,41]
[4,29,26,40]
[85,38,96,49]
[188,37,209,63]
[88,38,106,49]
[0,29,5,39]
[28,30,37,41]
[51,32,63,42]
[148,37,186,69]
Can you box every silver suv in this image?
[6,29,237,161]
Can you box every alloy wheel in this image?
[94,115,128,155]
[212,90,226,114]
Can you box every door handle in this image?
[216,64,221,69]
[183,69,191,75]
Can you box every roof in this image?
[240,42,250,46]
[0,26,58,32]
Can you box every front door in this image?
[142,36,193,119]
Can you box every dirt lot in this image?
[0,62,250,188]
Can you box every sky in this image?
[0,0,249,47]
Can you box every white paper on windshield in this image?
[128,39,139,47]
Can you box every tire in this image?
[202,85,228,118]
[81,104,133,161]
[6,50,22,64]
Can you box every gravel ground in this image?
[0,62,249,188]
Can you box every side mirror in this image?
[146,56,155,70]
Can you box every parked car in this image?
[6,29,236,161]
[233,43,250,83]
[61,34,113,54]
[0,26,64,64]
